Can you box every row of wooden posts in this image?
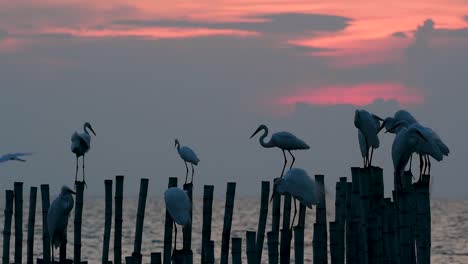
[2,167,431,264]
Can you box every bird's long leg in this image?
[83,154,87,188]
[191,163,195,185]
[280,149,287,177]
[51,245,54,263]
[173,221,177,257]
[369,147,374,168]
[75,156,79,183]
[419,154,424,181]
[184,161,189,185]
[290,198,298,231]
[409,154,413,171]
[422,155,428,175]
[427,155,432,175]
[288,150,296,170]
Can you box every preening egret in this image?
[164,187,191,255]
[250,124,310,177]
[47,186,76,262]
[71,122,96,186]
[0,152,33,163]
[272,168,319,229]
[174,139,200,185]
[354,110,382,167]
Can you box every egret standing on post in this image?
[47,186,76,262]
[0,152,33,163]
[175,139,200,185]
[354,110,383,168]
[164,187,191,256]
[250,124,310,177]
[71,122,96,187]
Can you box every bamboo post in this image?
[383,198,396,264]
[59,228,67,262]
[102,180,113,264]
[201,185,214,264]
[231,237,242,264]
[205,240,215,264]
[256,181,270,264]
[182,182,193,264]
[350,168,366,264]
[41,184,51,263]
[392,191,401,262]
[2,190,14,264]
[246,231,257,264]
[150,252,162,264]
[334,177,347,264]
[267,231,278,264]
[114,175,125,264]
[220,182,236,264]
[133,178,149,263]
[125,256,135,264]
[163,177,178,264]
[414,174,431,264]
[270,177,281,264]
[14,182,23,264]
[312,174,327,264]
[27,187,38,264]
[369,167,384,263]
[397,171,413,264]
[293,204,306,264]
[329,222,338,264]
[74,181,85,264]
[345,182,358,264]
[358,168,371,264]
[279,194,292,264]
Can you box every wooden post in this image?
[205,240,215,264]
[345,182,358,263]
[334,177,347,264]
[102,180,113,264]
[163,177,178,264]
[14,182,23,264]
[312,174,327,264]
[383,198,396,264]
[27,187,38,264]
[329,222,338,264]
[41,184,51,263]
[279,194,292,264]
[414,174,431,264]
[150,252,162,264]
[125,256,135,264]
[231,237,242,264]
[256,181,270,264]
[74,181,85,264]
[369,167,384,264]
[201,185,214,264]
[358,168,370,264]
[397,171,413,264]
[220,182,236,264]
[114,175,125,264]
[133,178,149,263]
[59,228,67,263]
[267,231,278,264]
[246,231,257,264]
[293,204,306,264]
[271,178,281,264]
[2,190,14,264]
[182,182,193,264]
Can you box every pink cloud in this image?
[276,83,424,106]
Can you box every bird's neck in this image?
[83,125,90,135]
[259,127,275,148]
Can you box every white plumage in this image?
[250,124,310,177]
[380,109,418,134]
[164,187,191,252]
[0,152,33,163]
[354,109,382,167]
[47,186,76,262]
[71,122,96,185]
[175,139,200,184]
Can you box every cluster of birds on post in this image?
[0,108,449,260]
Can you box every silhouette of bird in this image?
[250,124,310,177]
[379,110,418,134]
[71,122,96,187]
[164,187,191,255]
[272,168,319,229]
[47,186,76,262]
[354,110,383,167]
[0,152,33,163]
[175,139,200,185]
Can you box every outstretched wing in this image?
[0,152,33,163]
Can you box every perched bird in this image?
[0,152,33,163]
[164,187,191,254]
[354,110,383,168]
[47,186,76,262]
[250,124,310,177]
[272,168,319,229]
[174,139,200,185]
[71,122,96,186]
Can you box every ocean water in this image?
[0,197,467,263]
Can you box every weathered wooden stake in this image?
[267,231,278,264]
[201,185,214,264]
[329,222,338,264]
[256,181,270,264]
[182,183,193,264]
[114,175,125,264]
[27,186,38,264]
[414,174,431,264]
[163,177,178,264]
[246,231,257,264]
[133,178,149,263]
[312,175,327,264]
[205,240,215,264]
[271,177,281,264]
[231,237,242,264]
[74,181,85,264]
[59,228,67,263]
[14,182,24,264]
[279,194,292,264]
[345,182,358,264]
[102,180,113,264]
[150,252,162,264]
[220,182,236,264]
[293,204,306,264]
[333,177,347,264]
[2,190,14,264]
[41,184,51,263]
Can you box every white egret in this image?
[71,122,96,186]
[250,124,310,177]
[0,152,33,163]
[164,187,191,255]
[354,110,383,167]
[47,186,76,262]
[174,139,200,185]
[272,168,319,229]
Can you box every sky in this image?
[1,0,468,198]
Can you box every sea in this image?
[0,197,467,263]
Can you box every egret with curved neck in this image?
[71,122,96,187]
[174,139,200,185]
